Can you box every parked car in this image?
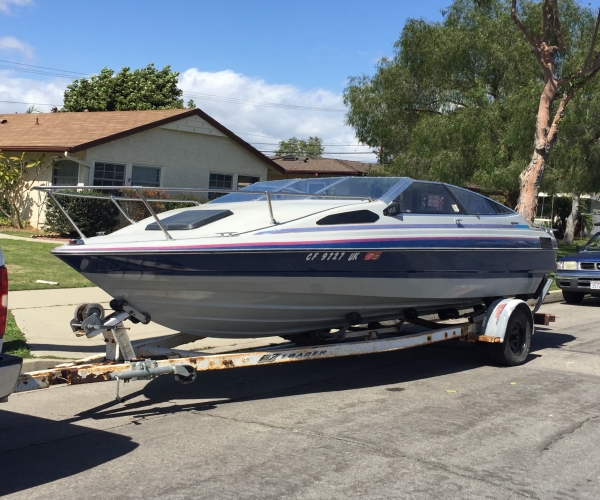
[0,248,21,402]
[556,232,600,304]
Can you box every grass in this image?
[1,239,94,291]
[2,311,33,358]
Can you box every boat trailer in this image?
[10,286,555,402]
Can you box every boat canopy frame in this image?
[33,183,380,241]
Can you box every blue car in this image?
[556,232,600,304]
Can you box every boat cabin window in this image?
[443,185,497,215]
[392,182,461,214]
[317,210,380,225]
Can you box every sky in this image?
[1,0,599,161]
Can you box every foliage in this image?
[44,191,120,237]
[119,190,204,222]
[0,151,48,228]
[343,0,599,203]
[63,63,184,112]
[1,239,94,291]
[275,136,324,157]
[187,99,196,109]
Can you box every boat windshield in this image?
[209,177,407,203]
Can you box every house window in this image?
[132,165,161,187]
[52,160,79,186]
[208,173,233,200]
[93,162,125,186]
[237,175,260,189]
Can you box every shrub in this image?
[119,189,203,221]
[44,190,120,237]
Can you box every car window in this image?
[583,234,600,251]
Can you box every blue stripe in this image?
[256,223,531,235]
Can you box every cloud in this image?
[0,67,375,161]
[0,36,33,59]
[0,0,33,14]
[0,71,64,113]
[178,69,375,162]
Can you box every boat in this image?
[44,177,557,338]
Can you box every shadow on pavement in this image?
[0,411,137,496]
[71,331,576,422]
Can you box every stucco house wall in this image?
[13,113,276,229]
[84,116,269,189]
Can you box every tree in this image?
[275,136,324,157]
[541,75,600,242]
[343,0,599,213]
[63,63,184,112]
[0,152,48,228]
[511,0,600,222]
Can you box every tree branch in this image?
[584,8,600,69]
[552,2,565,52]
[511,0,537,47]
[403,107,443,115]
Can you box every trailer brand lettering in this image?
[257,350,328,363]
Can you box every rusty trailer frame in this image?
[13,313,554,401]
[10,289,555,402]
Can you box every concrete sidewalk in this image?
[9,287,286,368]
[0,232,68,244]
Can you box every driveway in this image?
[1,300,599,499]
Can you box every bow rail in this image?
[33,185,372,241]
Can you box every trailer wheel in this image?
[488,309,531,366]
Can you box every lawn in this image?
[1,239,93,291]
[2,311,33,358]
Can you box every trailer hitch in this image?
[110,361,197,402]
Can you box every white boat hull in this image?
[85,273,543,338]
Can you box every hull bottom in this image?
[83,273,545,338]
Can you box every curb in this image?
[20,358,70,373]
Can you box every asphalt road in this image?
[1,300,599,499]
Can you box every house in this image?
[268,155,377,179]
[0,109,285,228]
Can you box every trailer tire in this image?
[488,309,531,366]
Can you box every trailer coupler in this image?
[110,361,196,402]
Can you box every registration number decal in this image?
[305,252,383,262]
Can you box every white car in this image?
[0,248,21,402]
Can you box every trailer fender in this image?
[481,299,533,343]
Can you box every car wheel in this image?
[562,290,585,304]
[488,309,532,367]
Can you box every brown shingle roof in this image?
[270,156,376,176]
[0,109,284,173]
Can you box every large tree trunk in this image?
[515,149,547,222]
[563,194,580,244]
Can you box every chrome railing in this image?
[34,185,371,241]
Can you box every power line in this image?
[0,99,61,106]
[181,91,345,112]
[0,58,348,113]
[0,59,87,76]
